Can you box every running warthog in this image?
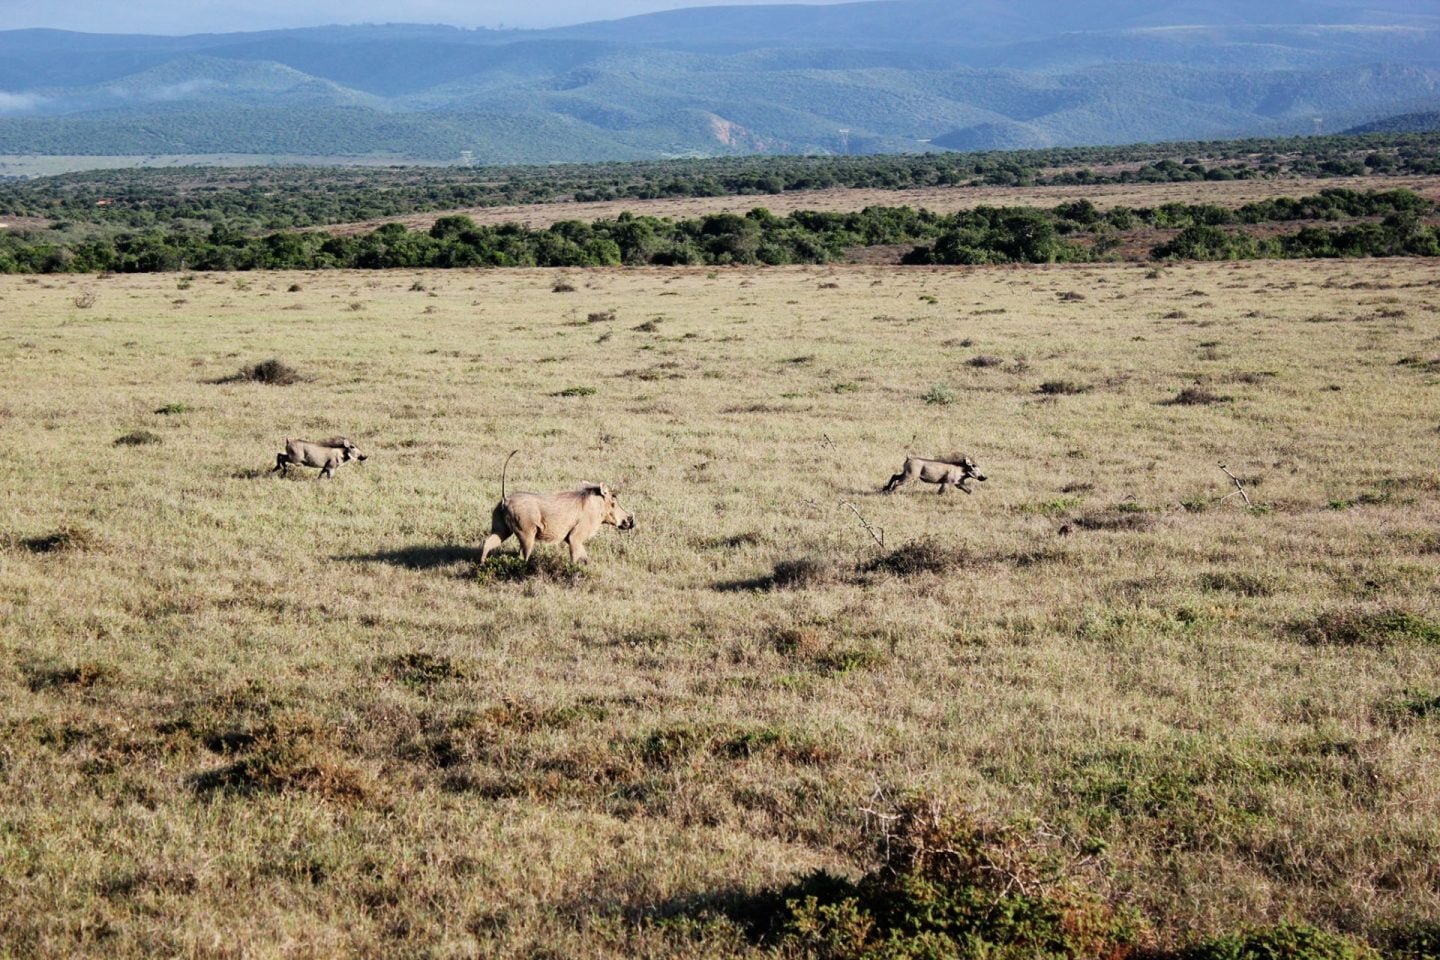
[481,484,635,564]
[272,437,367,479]
[480,451,634,565]
[883,455,987,495]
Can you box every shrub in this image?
[1177,922,1378,960]
[587,309,616,323]
[1379,921,1440,960]
[864,537,969,577]
[967,355,1004,368]
[229,359,307,385]
[552,278,577,293]
[771,800,1139,960]
[923,383,956,406]
[153,402,194,415]
[553,385,597,397]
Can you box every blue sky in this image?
[0,0,854,34]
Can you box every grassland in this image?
[2,258,1438,957]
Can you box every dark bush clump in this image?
[23,659,114,692]
[192,712,371,803]
[115,430,162,446]
[967,355,1004,368]
[1167,387,1232,406]
[380,652,469,690]
[769,557,845,589]
[18,525,101,554]
[864,537,969,576]
[476,552,588,585]
[1296,608,1440,647]
[1038,380,1089,395]
[228,359,308,385]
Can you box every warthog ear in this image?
[580,482,604,496]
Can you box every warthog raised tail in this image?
[272,437,367,479]
[883,455,987,495]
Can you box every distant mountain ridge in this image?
[1,0,1437,162]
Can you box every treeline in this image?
[1,131,1437,233]
[1,190,1434,274]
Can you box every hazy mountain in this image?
[0,0,1437,162]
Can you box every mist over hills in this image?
[0,0,1437,163]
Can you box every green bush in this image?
[1177,922,1378,960]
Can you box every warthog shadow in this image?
[337,544,483,572]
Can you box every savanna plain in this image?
[2,257,1439,957]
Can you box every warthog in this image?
[480,451,634,564]
[883,455,987,495]
[272,437,367,479]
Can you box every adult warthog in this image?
[480,452,635,565]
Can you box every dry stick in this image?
[841,500,886,549]
[1217,463,1252,507]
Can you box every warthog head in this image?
[584,483,635,530]
[959,456,986,483]
[330,437,368,464]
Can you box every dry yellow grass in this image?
[1,259,1439,957]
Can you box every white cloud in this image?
[0,91,43,113]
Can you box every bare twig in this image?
[841,500,886,548]
[821,433,837,452]
[1217,463,1252,507]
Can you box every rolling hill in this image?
[0,0,1437,162]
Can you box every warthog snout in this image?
[619,514,636,531]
